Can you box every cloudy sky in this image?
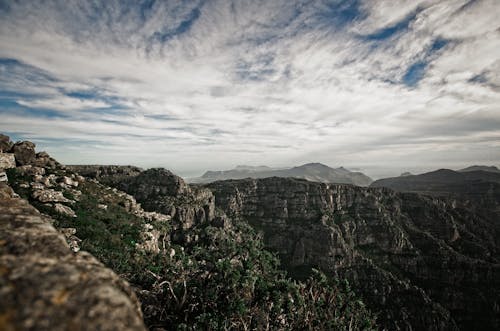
[0,0,499,178]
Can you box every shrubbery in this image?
[7,168,377,330]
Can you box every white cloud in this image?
[0,0,499,178]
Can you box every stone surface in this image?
[97,168,214,244]
[33,189,72,203]
[0,153,16,170]
[0,134,13,152]
[54,203,76,217]
[0,182,147,331]
[33,151,61,169]
[11,141,36,166]
[18,165,46,176]
[67,165,143,186]
[207,177,500,331]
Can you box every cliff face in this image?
[207,177,500,331]
[0,183,147,331]
[113,168,217,244]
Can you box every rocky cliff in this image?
[207,177,500,330]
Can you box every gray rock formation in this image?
[0,182,147,331]
[206,177,500,330]
[11,141,36,166]
[0,153,16,170]
[113,168,215,244]
[0,134,13,152]
[67,165,143,186]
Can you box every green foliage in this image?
[130,220,377,330]
[7,168,377,330]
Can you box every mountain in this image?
[459,165,500,173]
[188,162,373,186]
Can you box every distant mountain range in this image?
[371,165,500,192]
[187,162,373,186]
[370,165,500,219]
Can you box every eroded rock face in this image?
[0,134,13,152]
[11,141,36,166]
[32,189,72,203]
[0,183,147,331]
[207,177,500,331]
[67,165,143,186]
[33,151,61,169]
[104,168,215,244]
[0,153,16,170]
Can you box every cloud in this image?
[0,0,499,178]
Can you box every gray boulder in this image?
[11,141,36,166]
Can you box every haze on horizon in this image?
[0,0,499,179]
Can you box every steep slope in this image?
[188,162,373,186]
[206,177,500,330]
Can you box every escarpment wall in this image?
[207,177,500,331]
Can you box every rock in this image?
[59,227,81,252]
[54,203,76,217]
[0,171,7,182]
[0,153,16,169]
[112,168,214,244]
[30,182,45,190]
[32,189,72,203]
[0,133,13,152]
[60,176,79,187]
[33,151,60,169]
[18,165,46,176]
[207,177,500,331]
[98,204,108,210]
[66,165,143,186]
[0,182,147,331]
[11,141,36,166]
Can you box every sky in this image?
[0,0,499,179]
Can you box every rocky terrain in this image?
[206,177,500,330]
[0,135,376,330]
[0,164,146,330]
[188,162,373,186]
[2,133,499,330]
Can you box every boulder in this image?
[0,133,13,152]
[33,151,60,169]
[11,141,36,166]
[18,165,46,176]
[32,189,72,203]
[54,203,76,217]
[0,153,16,169]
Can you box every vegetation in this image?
[7,168,377,330]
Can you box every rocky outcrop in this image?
[0,134,13,152]
[0,183,147,331]
[103,168,216,244]
[0,153,15,170]
[11,141,36,166]
[67,165,143,186]
[207,177,500,331]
